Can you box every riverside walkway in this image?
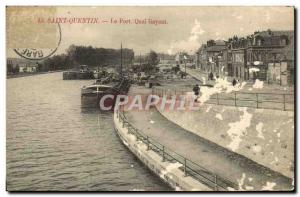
[124,86,293,191]
[183,66,294,94]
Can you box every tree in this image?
[36,62,42,72]
[65,45,134,68]
[7,62,13,74]
[66,45,77,62]
[141,50,159,73]
[14,64,19,73]
[207,40,215,47]
[147,50,159,66]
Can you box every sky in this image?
[6,6,294,57]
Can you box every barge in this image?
[81,44,131,109]
[63,65,94,80]
[81,77,130,109]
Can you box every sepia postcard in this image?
[6,6,295,192]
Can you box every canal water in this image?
[6,72,170,191]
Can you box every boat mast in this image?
[139,52,141,72]
[120,43,123,77]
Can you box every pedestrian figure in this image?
[232,78,237,86]
[193,84,200,102]
[209,72,214,81]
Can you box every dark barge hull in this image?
[81,92,119,109]
[81,80,130,110]
[63,71,94,80]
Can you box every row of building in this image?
[195,29,294,86]
[7,58,38,73]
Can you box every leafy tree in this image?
[147,50,159,66]
[137,50,159,73]
[65,45,134,68]
[7,62,13,74]
[207,40,216,47]
[14,64,19,73]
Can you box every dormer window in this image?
[281,38,287,45]
[280,35,288,45]
[257,39,262,46]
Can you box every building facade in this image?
[196,40,226,76]
[195,30,294,85]
[175,52,194,65]
[196,44,207,70]
[19,63,38,72]
[228,30,294,85]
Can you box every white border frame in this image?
[1,1,298,197]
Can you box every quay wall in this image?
[113,109,211,191]
[155,103,294,179]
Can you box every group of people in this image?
[192,75,239,102]
[208,71,239,86]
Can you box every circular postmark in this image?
[13,23,61,60]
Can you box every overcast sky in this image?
[7,6,294,57]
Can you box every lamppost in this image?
[217,55,222,77]
[184,59,187,76]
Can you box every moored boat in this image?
[81,77,130,109]
[81,44,131,109]
[63,65,94,80]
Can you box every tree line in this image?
[45,45,135,70]
[7,46,161,74]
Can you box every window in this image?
[240,67,242,78]
[257,39,261,46]
[258,54,262,61]
[281,38,287,45]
